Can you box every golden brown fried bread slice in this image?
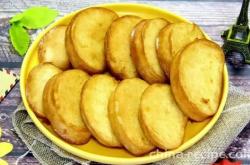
[131,19,168,84]
[47,70,91,144]
[65,23,79,69]
[140,84,187,150]
[38,26,70,70]
[66,7,118,73]
[157,22,205,78]
[108,78,155,155]
[105,15,142,79]
[43,75,57,121]
[171,39,225,121]
[26,63,62,118]
[130,20,146,74]
[81,74,121,147]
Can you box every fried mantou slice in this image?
[48,70,91,144]
[105,15,142,79]
[26,63,62,118]
[65,23,79,69]
[171,39,225,121]
[38,26,70,70]
[43,75,58,121]
[139,84,187,150]
[66,7,118,73]
[157,22,205,78]
[108,78,155,155]
[81,74,121,147]
[131,19,168,84]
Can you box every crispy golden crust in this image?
[47,70,91,144]
[139,84,187,150]
[130,20,147,76]
[108,78,155,155]
[66,7,118,73]
[131,19,168,84]
[38,26,70,70]
[43,75,58,122]
[81,74,121,147]
[26,63,62,118]
[65,18,89,70]
[156,22,205,78]
[170,39,225,121]
[105,15,142,79]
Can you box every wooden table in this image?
[0,0,250,164]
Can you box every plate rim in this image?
[20,3,229,164]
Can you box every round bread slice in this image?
[48,70,91,144]
[66,7,118,73]
[139,84,187,150]
[65,23,79,69]
[171,39,225,121]
[81,74,121,147]
[157,22,205,78]
[38,26,70,70]
[131,19,168,84]
[108,78,155,155]
[26,63,62,118]
[43,75,58,121]
[105,15,142,79]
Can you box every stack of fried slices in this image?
[26,7,225,156]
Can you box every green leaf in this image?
[20,6,58,29]
[9,23,30,56]
[9,13,24,24]
[8,6,58,57]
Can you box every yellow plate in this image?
[20,3,229,164]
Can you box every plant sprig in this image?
[9,6,58,56]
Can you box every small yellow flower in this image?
[0,142,13,158]
[0,127,13,165]
[0,159,8,165]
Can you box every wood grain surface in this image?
[0,0,250,164]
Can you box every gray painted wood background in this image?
[1,0,250,164]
